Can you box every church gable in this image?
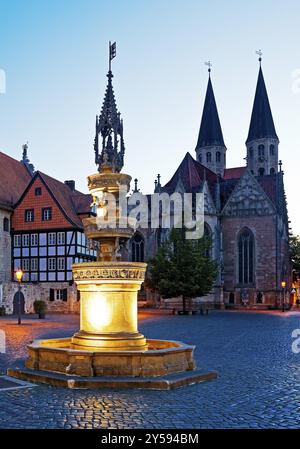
[221,170,275,217]
[203,181,216,215]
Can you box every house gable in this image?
[12,174,78,231]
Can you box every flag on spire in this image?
[110,42,116,61]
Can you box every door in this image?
[13,291,25,315]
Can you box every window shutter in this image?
[63,289,68,302]
[49,288,54,301]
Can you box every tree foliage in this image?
[146,228,218,302]
[290,234,300,280]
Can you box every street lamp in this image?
[15,268,24,325]
[281,280,286,312]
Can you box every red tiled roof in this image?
[71,193,92,215]
[0,152,32,208]
[38,172,92,227]
[223,167,246,180]
[163,152,217,193]
[257,174,277,204]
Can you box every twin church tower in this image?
[195,57,279,178]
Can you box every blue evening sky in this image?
[0,0,300,232]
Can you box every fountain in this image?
[8,49,217,389]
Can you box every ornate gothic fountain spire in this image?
[94,42,125,173]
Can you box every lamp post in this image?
[281,280,286,312]
[15,268,24,325]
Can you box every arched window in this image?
[156,226,164,249]
[216,151,221,163]
[204,223,212,258]
[198,153,202,163]
[238,229,254,285]
[258,144,265,157]
[249,148,253,158]
[3,217,9,232]
[270,167,275,175]
[269,144,275,156]
[259,167,265,176]
[131,233,145,262]
[206,152,211,163]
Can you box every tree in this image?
[146,228,218,312]
[290,235,300,281]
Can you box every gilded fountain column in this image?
[72,166,148,351]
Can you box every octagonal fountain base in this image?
[7,338,217,390]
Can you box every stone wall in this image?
[2,282,80,315]
[0,210,12,283]
[222,214,278,306]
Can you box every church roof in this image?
[195,77,225,149]
[246,66,278,144]
[163,152,217,194]
[0,152,32,209]
[223,167,246,180]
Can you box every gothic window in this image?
[216,151,221,163]
[258,144,265,157]
[259,167,265,176]
[238,229,254,285]
[269,144,275,156]
[3,217,9,232]
[204,223,212,258]
[156,227,162,249]
[270,167,275,175]
[206,152,211,163]
[131,233,145,262]
[198,153,202,163]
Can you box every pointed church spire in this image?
[195,74,225,149]
[195,66,226,177]
[94,42,125,173]
[246,54,279,176]
[246,57,278,144]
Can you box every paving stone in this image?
[0,311,300,428]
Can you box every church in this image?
[126,58,291,308]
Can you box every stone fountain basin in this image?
[24,338,196,378]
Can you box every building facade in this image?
[0,148,96,314]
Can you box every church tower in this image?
[246,54,279,176]
[195,66,227,177]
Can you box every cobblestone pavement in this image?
[0,310,300,429]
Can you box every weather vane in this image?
[109,41,117,72]
[205,60,212,75]
[256,49,263,64]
